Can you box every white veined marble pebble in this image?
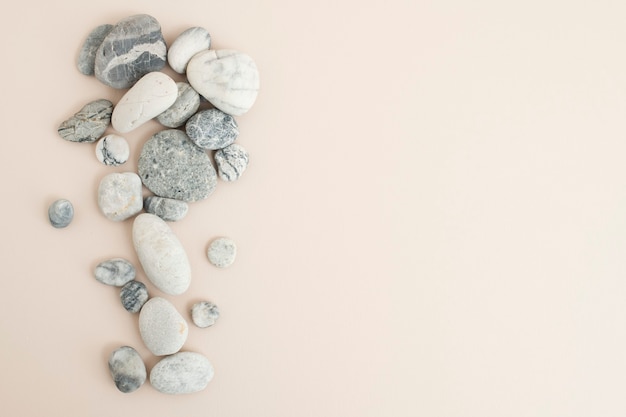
[138,297,188,356]
[167,27,211,74]
[207,237,237,268]
[95,134,129,166]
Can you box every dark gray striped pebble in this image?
[120,280,149,313]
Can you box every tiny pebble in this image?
[120,280,149,313]
[214,143,249,181]
[191,301,220,328]
[48,199,74,228]
[108,346,147,393]
[96,134,130,166]
[95,258,136,286]
[207,237,237,268]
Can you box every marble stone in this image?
[120,280,149,313]
[77,24,113,75]
[156,82,200,128]
[138,129,217,202]
[98,172,143,221]
[185,108,239,150]
[132,213,191,295]
[214,143,249,181]
[138,297,188,356]
[48,199,74,228]
[95,134,129,166]
[143,196,189,222]
[149,351,214,394]
[94,14,167,89]
[167,27,211,74]
[111,72,178,133]
[187,49,260,116]
[191,301,219,328]
[94,258,136,286]
[57,99,112,143]
[207,237,237,268]
[108,346,146,393]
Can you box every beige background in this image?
[1,0,626,415]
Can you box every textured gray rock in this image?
[138,297,188,356]
[185,108,239,150]
[94,258,136,286]
[191,301,220,328]
[98,172,143,221]
[108,346,146,393]
[138,129,217,202]
[48,199,74,228]
[95,14,167,89]
[77,24,113,75]
[95,134,129,166]
[144,196,189,222]
[156,82,200,128]
[214,143,249,181]
[150,351,214,394]
[57,99,112,143]
[167,27,211,74]
[120,280,149,313]
[207,237,237,268]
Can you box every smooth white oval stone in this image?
[138,297,188,356]
[186,49,260,116]
[167,27,211,74]
[150,351,214,394]
[112,72,178,133]
[132,213,191,295]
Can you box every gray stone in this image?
[77,24,113,75]
[143,196,188,222]
[214,144,249,181]
[94,14,167,89]
[95,134,129,166]
[167,27,211,74]
[156,82,200,128]
[191,301,219,328]
[94,258,136,286]
[138,129,217,202]
[98,172,143,221]
[139,297,188,356]
[207,237,237,268]
[108,346,146,393]
[149,351,214,394]
[185,109,239,150]
[120,280,148,313]
[57,99,112,143]
[48,199,74,228]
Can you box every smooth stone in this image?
[185,108,239,150]
[77,24,113,75]
[111,72,178,133]
[207,237,237,268]
[138,129,217,202]
[138,297,188,356]
[48,199,74,228]
[95,134,129,166]
[143,196,188,222]
[94,14,166,89]
[187,49,260,116]
[167,27,211,74]
[120,280,148,313]
[95,258,136,286]
[191,301,219,328]
[156,82,200,128]
[98,172,143,221]
[108,346,146,393]
[214,143,249,181]
[132,213,191,295]
[57,99,112,143]
[149,351,214,394]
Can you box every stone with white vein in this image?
[167,27,211,74]
[138,297,188,356]
[95,134,129,166]
[150,351,214,394]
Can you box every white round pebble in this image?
[207,237,237,268]
[139,297,188,356]
[191,301,220,328]
[96,134,129,166]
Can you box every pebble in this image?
[207,237,237,268]
[138,129,217,202]
[111,72,178,133]
[120,280,149,313]
[108,346,146,393]
[94,14,166,89]
[94,258,136,286]
[138,297,188,356]
[156,82,200,128]
[57,99,112,143]
[144,196,189,222]
[95,134,129,166]
[214,143,249,181]
[191,301,220,328]
[77,24,113,76]
[149,351,214,394]
[187,49,260,116]
[167,27,211,74]
[132,213,191,295]
[48,199,74,228]
[97,172,143,221]
[185,108,239,150]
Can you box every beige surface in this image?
[2,0,626,415]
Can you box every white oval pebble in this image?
[138,297,188,356]
[97,172,143,221]
[167,27,211,74]
[108,346,146,393]
[95,134,129,166]
[207,237,237,268]
[94,258,136,286]
[191,301,220,328]
[150,351,214,394]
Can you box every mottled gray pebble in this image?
[191,301,220,328]
[95,258,136,286]
[48,199,74,228]
[120,280,149,313]
[144,196,189,222]
[207,237,237,268]
[150,351,214,394]
[95,134,129,166]
[57,99,112,143]
[139,297,188,356]
[214,143,249,181]
[185,108,239,150]
[77,24,113,75]
[156,82,200,128]
[98,172,143,221]
[108,346,146,393]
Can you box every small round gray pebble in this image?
[185,108,239,150]
[95,258,136,286]
[108,346,146,393]
[207,237,237,268]
[191,301,220,328]
[48,199,74,228]
[120,280,149,313]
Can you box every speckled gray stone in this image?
[185,108,239,150]
[150,351,214,394]
[191,301,220,328]
[57,99,112,143]
[77,24,113,75]
[156,82,200,128]
[139,297,188,356]
[98,172,143,221]
[48,199,74,228]
[138,129,217,202]
[95,258,136,286]
[108,346,146,393]
[96,134,129,166]
[214,144,249,182]
[207,237,237,268]
[144,196,189,222]
[167,27,211,74]
[120,280,149,313]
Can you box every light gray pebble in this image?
[48,199,74,228]
[191,301,219,328]
[57,99,112,143]
[139,297,188,356]
[214,143,249,181]
[95,134,129,166]
[108,346,146,393]
[150,351,214,394]
[207,237,237,268]
[77,24,113,75]
[156,82,200,128]
[95,258,136,286]
[143,196,189,222]
[98,172,143,221]
[120,280,149,313]
[185,108,239,150]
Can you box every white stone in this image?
[186,49,260,116]
[95,134,129,166]
[132,213,191,295]
[207,237,237,268]
[167,27,211,74]
[150,351,214,394]
[98,172,143,221]
[138,297,188,356]
[111,72,178,133]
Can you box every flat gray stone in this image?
[144,196,188,222]
[120,280,148,313]
[108,346,146,393]
[150,351,214,394]
[139,297,188,356]
[77,24,113,75]
[167,27,211,74]
[97,172,143,221]
[207,237,237,268]
[214,143,249,181]
[156,82,200,128]
[95,134,129,166]
[185,108,239,150]
[57,99,112,143]
[94,258,136,286]
[48,199,74,228]
[191,301,219,328]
